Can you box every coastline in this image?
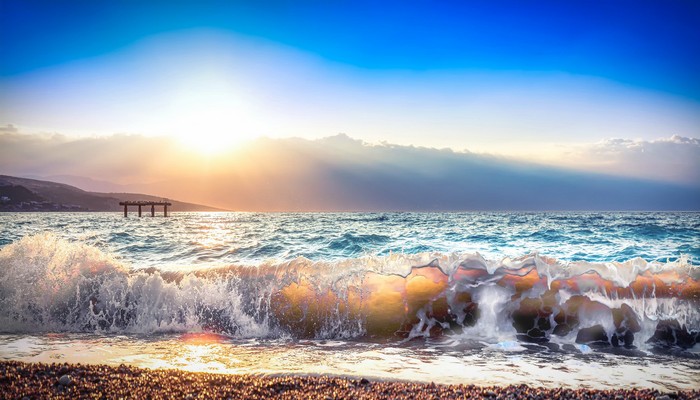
[2,361,698,400]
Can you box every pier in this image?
[119,201,172,217]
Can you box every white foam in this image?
[0,233,698,347]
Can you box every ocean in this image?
[0,212,698,390]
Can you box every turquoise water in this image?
[0,212,698,390]
[0,212,697,269]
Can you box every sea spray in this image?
[1,233,698,351]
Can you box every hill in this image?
[0,175,224,212]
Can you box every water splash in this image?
[0,234,698,352]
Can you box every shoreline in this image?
[2,361,698,400]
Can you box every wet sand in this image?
[1,360,698,399]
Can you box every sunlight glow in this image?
[172,106,253,155]
[164,65,258,155]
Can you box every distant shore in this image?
[1,361,697,400]
[0,175,225,213]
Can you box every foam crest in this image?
[0,234,698,351]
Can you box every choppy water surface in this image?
[0,212,698,390]
[0,212,697,268]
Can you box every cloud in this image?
[559,135,700,186]
[1,131,698,211]
[0,131,187,185]
[0,124,17,133]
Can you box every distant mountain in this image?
[0,175,225,212]
[36,174,129,193]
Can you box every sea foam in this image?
[0,233,698,350]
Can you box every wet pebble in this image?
[58,374,72,386]
[1,360,697,400]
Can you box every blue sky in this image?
[2,0,699,98]
[0,0,699,207]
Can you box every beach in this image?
[2,360,698,400]
[1,213,699,395]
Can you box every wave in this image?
[0,233,698,350]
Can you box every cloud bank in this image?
[557,135,700,186]
[1,132,698,211]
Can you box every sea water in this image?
[0,212,698,390]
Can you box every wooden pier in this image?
[119,201,172,217]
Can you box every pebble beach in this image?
[1,361,698,400]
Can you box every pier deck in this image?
[119,201,172,217]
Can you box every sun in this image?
[165,72,259,155]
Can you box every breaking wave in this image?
[0,233,698,350]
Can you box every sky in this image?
[1,0,699,210]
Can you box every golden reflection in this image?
[195,223,229,250]
[269,266,454,337]
[180,332,228,345]
[172,333,232,373]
